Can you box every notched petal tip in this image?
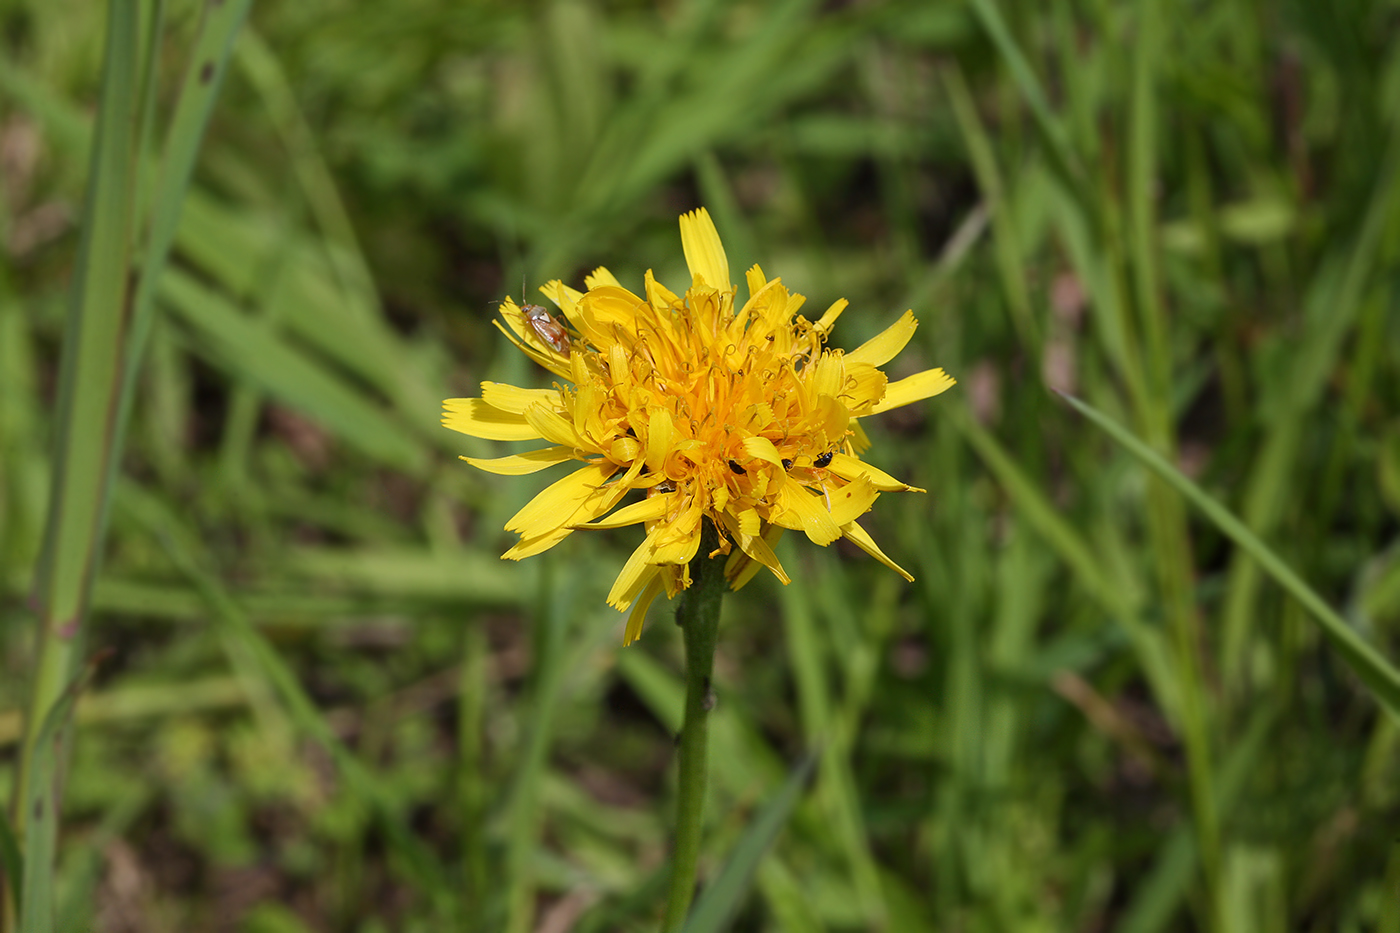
[869,368,956,415]
[442,398,543,441]
[679,207,731,294]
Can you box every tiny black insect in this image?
[814,450,834,468]
[781,459,794,471]
[728,460,747,475]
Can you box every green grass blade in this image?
[18,0,141,848]
[941,63,1037,350]
[18,656,101,933]
[680,752,817,933]
[1059,391,1400,717]
[0,808,21,921]
[1220,130,1400,682]
[114,0,253,454]
[966,0,1083,198]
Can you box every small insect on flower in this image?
[521,303,571,354]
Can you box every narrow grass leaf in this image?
[19,0,141,860]
[19,655,101,933]
[941,63,1037,349]
[0,807,22,920]
[112,0,254,468]
[681,752,817,933]
[1059,391,1400,717]
[1221,132,1400,679]
[966,0,1083,198]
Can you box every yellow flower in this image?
[443,209,954,644]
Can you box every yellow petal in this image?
[653,528,702,566]
[573,495,670,529]
[679,207,731,293]
[812,395,850,442]
[725,523,786,590]
[582,286,647,334]
[608,527,664,609]
[869,368,956,415]
[736,507,760,538]
[661,562,691,598]
[646,407,676,473]
[740,435,786,472]
[841,519,914,582]
[442,399,543,441]
[846,310,917,368]
[843,365,889,413]
[824,476,879,526]
[772,477,842,546]
[503,463,639,556]
[481,382,562,414]
[809,352,845,399]
[502,526,575,561]
[505,462,615,535]
[588,455,648,517]
[491,319,570,378]
[718,511,789,586]
[650,497,705,564]
[644,269,680,312]
[745,264,767,300]
[461,446,578,475]
[814,298,847,334]
[827,452,923,492]
[623,574,666,646]
[585,266,622,289]
[712,484,729,514]
[522,404,585,448]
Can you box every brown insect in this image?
[521,302,571,354]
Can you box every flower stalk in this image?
[661,522,727,931]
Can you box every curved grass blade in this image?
[1058,390,1400,717]
[680,751,817,933]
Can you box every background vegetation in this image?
[2,0,1400,930]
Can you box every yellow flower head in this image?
[443,209,954,644]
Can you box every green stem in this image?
[661,526,727,932]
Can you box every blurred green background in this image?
[3,0,1400,930]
